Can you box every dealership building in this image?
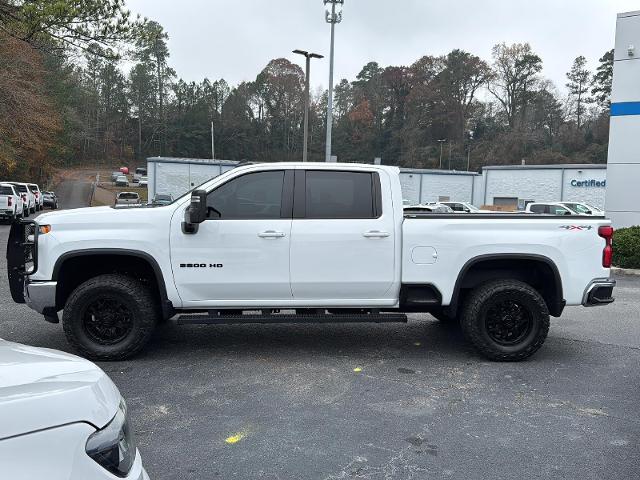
[399,164,607,210]
[148,156,608,212]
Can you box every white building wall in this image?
[606,10,640,227]
[399,173,421,204]
[399,172,477,204]
[472,176,484,206]
[485,169,563,205]
[419,175,473,203]
[561,168,607,208]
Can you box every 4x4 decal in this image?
[559,225,593,231]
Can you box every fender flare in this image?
[52,248,174,319]
[449,253,565,317]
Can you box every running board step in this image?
[176,312,408,325]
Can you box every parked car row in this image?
[0,181,56,221]
[111,170,147,188]
[403,200,605,216]
[525,201,605,216]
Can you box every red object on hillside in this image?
[119,166,129,174]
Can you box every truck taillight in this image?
[7,196,11,207]
[598,226,614,268]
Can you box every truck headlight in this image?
[86,400,137,477]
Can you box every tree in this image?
[439,49,492,141]
[133,20,175,155]
[591,49,614,109]
[0,31,61,179]
[0,0,137,54]
[488,43,543,129]
[566,55,591,129]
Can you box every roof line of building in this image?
[482,164,606,171]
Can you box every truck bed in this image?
[401,214,611,307]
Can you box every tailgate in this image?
[0,196,9,209]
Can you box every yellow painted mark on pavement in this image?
[353,367,362,373]
[225,433,245,444]
[413,342,422,346]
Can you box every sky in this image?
[127,0,639,94]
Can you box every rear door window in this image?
[303,171,379,219]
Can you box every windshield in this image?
[564,203,595,214]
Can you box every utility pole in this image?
[448,140,452,170]
[211,121,215,159]
[293,50,324,162]
[324,0,344,162]
[437,139,446,169]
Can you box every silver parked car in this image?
[115,192,140,206]
[114,175,129,187]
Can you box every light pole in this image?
[437,139,446,169]
[293,49,324,162]
[324,0,344,162]
[466,130,474,171]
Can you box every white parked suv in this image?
[8,163,616,362]
[525,202,575,215]
[0,339,149,479]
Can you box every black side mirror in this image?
[182,189,207,234]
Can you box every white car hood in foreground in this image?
[0,340,121,439]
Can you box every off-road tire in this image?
[460,279,549,361]
[63,274,158,360]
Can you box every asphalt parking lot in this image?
[1,185,639,479]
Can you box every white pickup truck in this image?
[0,183,23,221]
[7,163,616,361]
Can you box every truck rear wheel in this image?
[63,274,158,360]
[460,280,549,361]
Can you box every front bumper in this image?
[25,280,57,314]
[582,278,616,306]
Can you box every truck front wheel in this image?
[460,280,549,361]
[63,274,158,360]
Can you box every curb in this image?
[612,266,640,276]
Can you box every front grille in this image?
[6,220,38,303]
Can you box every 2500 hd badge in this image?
[179,263,223,268]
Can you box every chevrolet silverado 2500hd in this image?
[7,163,615,361]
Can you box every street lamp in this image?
[466,130,474,171]
[437,139,447,169]
[324,0,344,162]
[293,50,324,162]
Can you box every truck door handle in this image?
[363,230,390,238]
[258,230,286,238]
